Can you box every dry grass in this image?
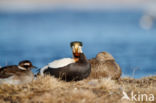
[0,73,156,103]
[120,76,156,103]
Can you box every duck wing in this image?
[40,58,75,76]
[0,66,21,78]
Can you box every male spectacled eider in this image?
[89,52,122,80]
[40,41,91,81]
[0,60,36,85]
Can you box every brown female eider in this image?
[0,60,36,85]
[89,52,122,80]
[40,41,91,81]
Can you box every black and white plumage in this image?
[0,60,36,85]
[40,41,91,81]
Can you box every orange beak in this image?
[73,47,81,57]
[74,48,80,57]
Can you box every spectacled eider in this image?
[0,60,36,85]
[40,41,91,81]
[89,52,121,80]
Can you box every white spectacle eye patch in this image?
[78,46,83,53]
[72,46,83,53]
[72,46,76,52]
[72,46,74,49]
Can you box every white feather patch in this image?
[18,66,27,70]
[24,63,30,66]
[49,58,75,68]
[0,72,34,85]
[0,76,20,85]
[40,65,48,76]
[40,58,75,76]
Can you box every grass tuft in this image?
[0,74,156,103]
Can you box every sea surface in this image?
[0,10,156,78]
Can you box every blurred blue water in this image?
[0,10,156,78]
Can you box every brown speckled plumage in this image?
[89,52,122,80]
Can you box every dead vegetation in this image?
[0,71,156,103]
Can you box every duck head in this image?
[70,41,83,61]
[96,52,114,62]
[18,60,36,70]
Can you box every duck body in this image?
[0,60,35,85]
[89,52,122,80]
[41,53,91,81]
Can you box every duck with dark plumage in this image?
[40,41,91,81]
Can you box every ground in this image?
[0,68,156,103]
